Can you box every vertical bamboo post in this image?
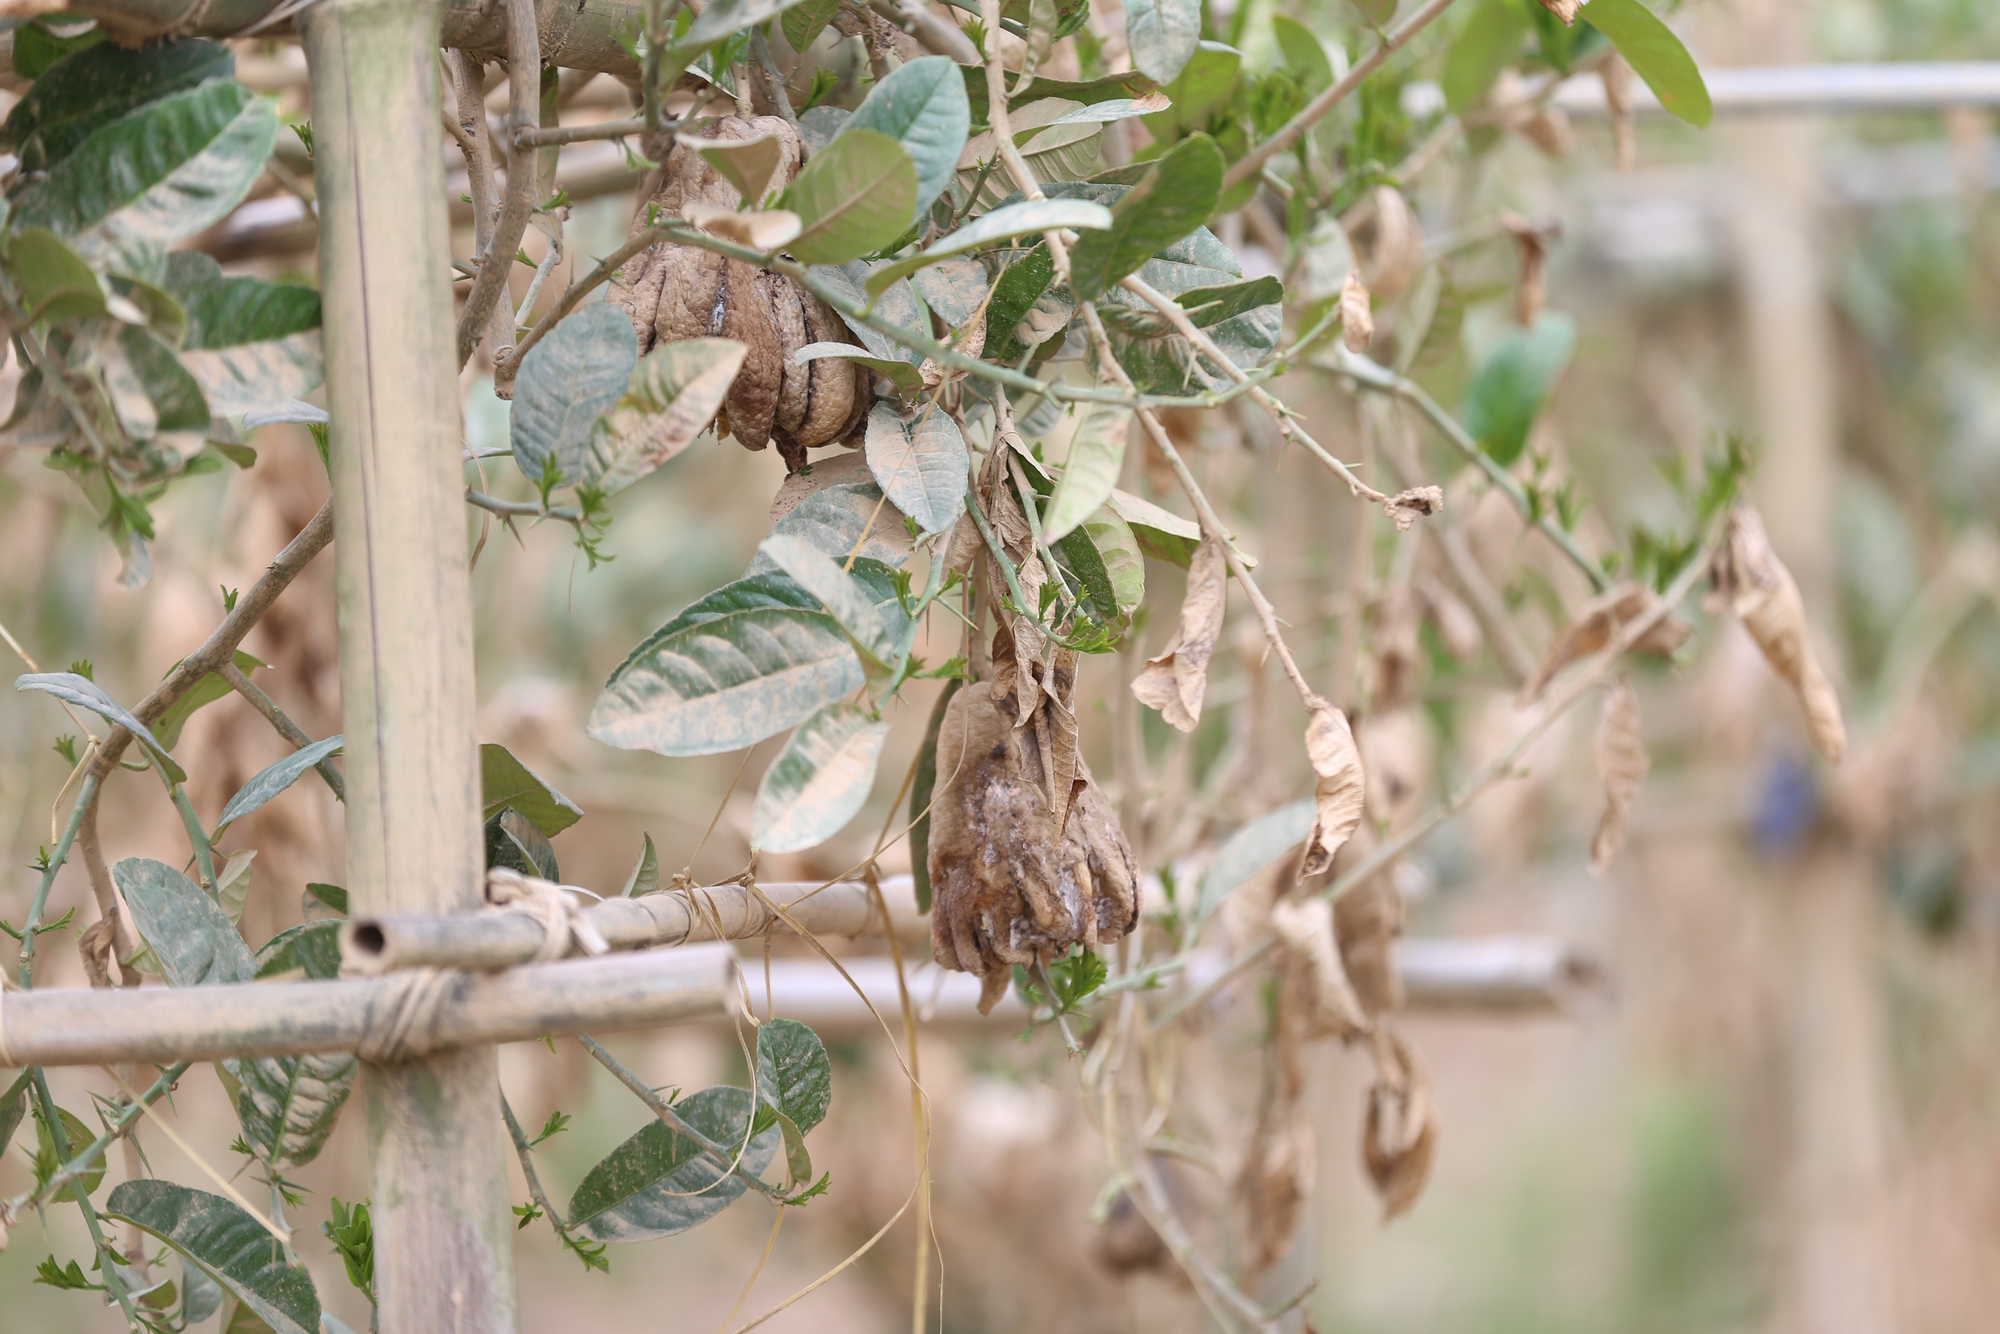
[299,2,516,1329]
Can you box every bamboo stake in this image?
[298,2,514,1328]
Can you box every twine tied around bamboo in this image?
[486,868,609,962]
[353,966,458,1064]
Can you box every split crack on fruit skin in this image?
[611,115,873,473]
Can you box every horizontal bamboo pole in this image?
[1,944,734,1068]
[1551,61,2000,116]
[344,877,925,974]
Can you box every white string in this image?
[485,868,609,961]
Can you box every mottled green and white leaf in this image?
[567,1086,778,1242]
[865,402,968,535]
[587,336,746,493]
[212,735,343,840]
[104,1181,320,1334]
[752,703,890,852]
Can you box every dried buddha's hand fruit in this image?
[611,116,872,472]
[926,649,1139,1012]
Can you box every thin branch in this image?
[501,1094,578,1240]
[26,1071,143,1328]
[217,662,346,801]
[1223,0,1464,191]
[1077,302,1322,711]
[10,1061,191,1214]
[1152,524,1722,1029]
[16,775,98,986]
[455,0,542,368]
[514,115,657,148]
[868,0,979,61]
[1328,347,1610,591]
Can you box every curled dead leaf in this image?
[1536,0,1579,23]
[1590,677,1649,874]
[1272,894,1369,1037]
[1239,1098,1314,1273]
[78,915,117,989]
[1370,584,1423,714]
[680,202,802,251]
[1130,538,1228,732]
[1711,502,1846,762]
[1300,704,1367,877]
[1524,581,1691,702]
[1499,210,1562,328]
[1339,272,1374,353]
[1362,1031,1437,1221]
[1333,825,1405,1016]
[1382,486,1443,532]
[1364,186,1425,301]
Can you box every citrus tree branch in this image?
[455,0,543,367]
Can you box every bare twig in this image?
[455,0,542,367]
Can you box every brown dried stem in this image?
[454,0,542,368]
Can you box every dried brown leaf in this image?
[1299,705,1367,877]
[1239,1099,1314,1273]
[1333,826,1405,1016]
[1339,272,1374,352]
[1711,502,1846,762]
[1524,581,1691,702]
[1370,586,1423,714]
[78,916,117,989]
[1536,0,1579,24]
[1499,210,1563,327]
[1130,538,1227,732]
[680,202,802,251]
[1590,677,1649,874]
[1271,894,1369,1037]
[1365,186,1424,301]
[1362,1031,1437,1221]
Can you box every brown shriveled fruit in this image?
[612,116,873,472]
[927,662,1139,1010]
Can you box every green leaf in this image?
[1580,0,1712,128]
[1176,275,1285,327]
[226,1037,356,1171]
[211,735,343,840]
[1196,799,1316,925]
[14,79,278,256]
[1461,312,1576,467]
[1271,14,1336,95]
[1139,41,1240,140]
[486,808,559,881]
[840,56,969,226]
[752,480,912,571]
[1107,488,1201,566]
[863,402,969,536]
[1067,134,1224,301]
[116,857,256,984]
[909,256,989,327]
[586,336,745,494]
[114,325,212,433]
[253,921,344,980]
[590,608,865,758]
[621,833,661,897]
[8,20,106,82]
[1442,0,1529,116]
[151,649,267,750]
[35,1104,104,1201]
[756,1018,833,1133]
[1043,401,1131,542]
[865,198,1112,296]
[960,66,1158,114]
[758,534,911,666]
[752,703,891,852]
[793,342,926,400]
[956,99,1103,212]
[683,0,814,46]
[304,883,348,916]
[1122,0,1201,84]
[567,1086,779,1242]
[0,1071,30,1160]
[780,128,918,266]
[104,1181,321,1334]
[14,672,182,776]
[783,0,841,51]
[2,37,232,173]
[511,303,639,489]
[4,228,107,325]
[980,243,1057,365]
[164,252,321,346]
[1074,504,1145,619]
[215,849,257,925]
[480,742,584,837]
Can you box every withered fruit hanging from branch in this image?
[611,116,873,473]
[928,629,1140,1012]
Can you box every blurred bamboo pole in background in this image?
[1721,1,1900,1331]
